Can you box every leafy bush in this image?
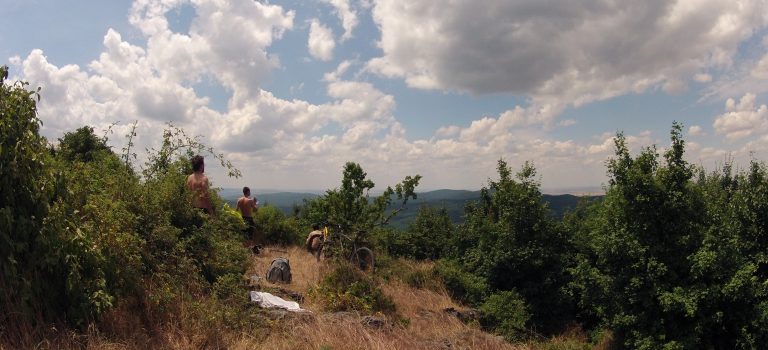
[56,125,112,162]
[377,206,453,260]
[401,267,442,291]
[0,65,252,341]
[434,259,487,306]
[570,123,768,348]
[213,273,248,304]
[373,254,442,290]
[449,160,576,333]
[298,162,420,237]
[253,205,302,245]
[479,290,530,342]
[0,66,119,326]
[310,263,395,314]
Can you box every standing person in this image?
[305,224,324,262]
[236,186,258,243]
[186,155,213,215]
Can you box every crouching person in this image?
[305,224,324,262]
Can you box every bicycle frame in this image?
[320,222,375,272]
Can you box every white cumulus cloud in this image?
[322,0,358,41]
[713,93,768,140]
[688,125,706,136]
[367,0,768,125]
[308,19,336,61]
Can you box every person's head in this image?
[243,186,250,196]
[191,155,204,173]
[312,223,320,230]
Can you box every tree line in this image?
[378,123,768,349]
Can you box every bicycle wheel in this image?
[351,247,375,272]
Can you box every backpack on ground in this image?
[266,257,292,284]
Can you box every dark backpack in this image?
[266,257,292,283]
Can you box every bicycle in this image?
[319,223,375,273]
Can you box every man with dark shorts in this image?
[236,186,258,242]
[186,155,213,215]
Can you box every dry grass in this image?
[3,246,599,349]
[236,246,527,349]
[249,245,327,298]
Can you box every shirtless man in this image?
[236,186,258,241]
[186,155,213,215]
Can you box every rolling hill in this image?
[221,188,601,229]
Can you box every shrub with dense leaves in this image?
[252,205,302,246]
[0,66,251,341]
[299,162,421,235]
[310,263,395,314]
[0,66,117,326]
[434,259,487,306]
[570,123,768,349]
[448,160,576,334]
[479,290,530,342]
[377,206,453,260]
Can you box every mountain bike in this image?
[320,223,375,273]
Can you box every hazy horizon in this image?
[218,186,605,196]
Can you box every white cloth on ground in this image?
[249,291,308,312]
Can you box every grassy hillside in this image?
[241,247,605,349]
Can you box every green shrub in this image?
[0,67,119,326]
[434,259,487,306]
[570,124,768,348]
[376,206,453,261]
[311,263,395,314]
[253,205,302,245]
[449,160,576,333]
[479,290,530,342]
[213,273,248,304]
[373,254,442,290]
[0,66,255,342]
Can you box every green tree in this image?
[0,65,58,323]
[378,205,453,260]
[57,125,112,162]
[571,123,709,349]
[301,162,421,235]
[451,160,575,334]
[0,66,116,327]
[686,160,768,348]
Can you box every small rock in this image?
[327,311,357,321]
[443,307,480,323]
[361,315,389,329]
[266,309,288,321]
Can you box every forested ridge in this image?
[3,66,768,349]
[220,190,600,229]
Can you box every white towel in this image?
[249,291,308,312]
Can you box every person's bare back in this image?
[236,196,257,217]
[237,187,258,244]
[187,155,213,215]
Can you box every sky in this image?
[3,0,768,193]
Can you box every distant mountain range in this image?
[220,188,602,229]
